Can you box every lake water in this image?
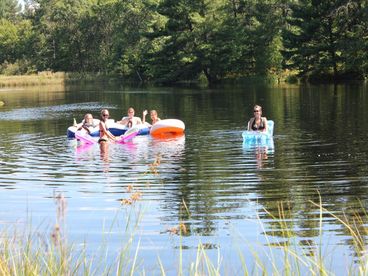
[0,82,368,274]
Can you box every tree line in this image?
[0,0,367,84]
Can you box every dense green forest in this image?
[0,0,367,84]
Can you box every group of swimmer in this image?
[75,104,267,164]
[77,103,268,144]
[77,107,161,143]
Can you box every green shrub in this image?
[0,59,36,75]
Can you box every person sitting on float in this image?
[247,104,268,133]
[117,107,143,128]
[77,113,98,135]
[142,109,161,126]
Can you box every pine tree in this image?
[282,0,345,81]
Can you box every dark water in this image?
[0,82,368,273]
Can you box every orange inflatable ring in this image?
[150,119,185,136]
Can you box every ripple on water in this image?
[1,85,368,273]
[0,102,115,121]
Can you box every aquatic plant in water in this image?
[1,185,368,275]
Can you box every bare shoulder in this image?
[119,117,129,124]
[134,116,142,123]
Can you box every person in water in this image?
[77,113,97,134]
[117,107,143,128]
[99,109,116,143]
[142,109,161,126]
[247,105,268,133]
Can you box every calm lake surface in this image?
[0,81,368,273]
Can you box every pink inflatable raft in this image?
[75,126,140,144]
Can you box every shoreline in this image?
[1,72,366,87]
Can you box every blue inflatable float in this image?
[242,120,274,149]
[67,119,150,138]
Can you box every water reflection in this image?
[0,102,110,121]
[99,141,110,163]
[243,143,274,169]
[151,134,185,158]
[0,83,368,273]
[75,142,94,155]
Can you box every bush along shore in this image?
[1,1,368,85]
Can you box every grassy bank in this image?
[0,194,367,275]
[0,71,297,88]
[0,72,66,87]
[0,72,132,87]
[2,70,365,88]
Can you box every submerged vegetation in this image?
[0,0,367,85]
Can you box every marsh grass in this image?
[1,192,368,275]
[0,72,66,87]
[237,194,368,275]
[0,71,126,87]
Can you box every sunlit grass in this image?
[0,72,66,87]
[0,71,126,87]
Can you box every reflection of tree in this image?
[259,201,320,242]
[158,166,221,236]
[317,201,368,260]
[258,198,368,263]
[150,83,368,241]
[253,83,368,248]
[0,85,66,135]
[2,82,368,255]
[157,134,240,236]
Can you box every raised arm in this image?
[142,110,148,124]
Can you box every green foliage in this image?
[0,18,35,69]
[0,0,20,20]
[337,1,368,78]
[282,0,367,81]
[0,0,366,83]
[143,0,210,83]
[0,19,18,63]
[0,59,36,75]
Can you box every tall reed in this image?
[1,192,367,275]
[0,72,66,87]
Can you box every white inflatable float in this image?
[150,119,185,136]
[67,119,149,138]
